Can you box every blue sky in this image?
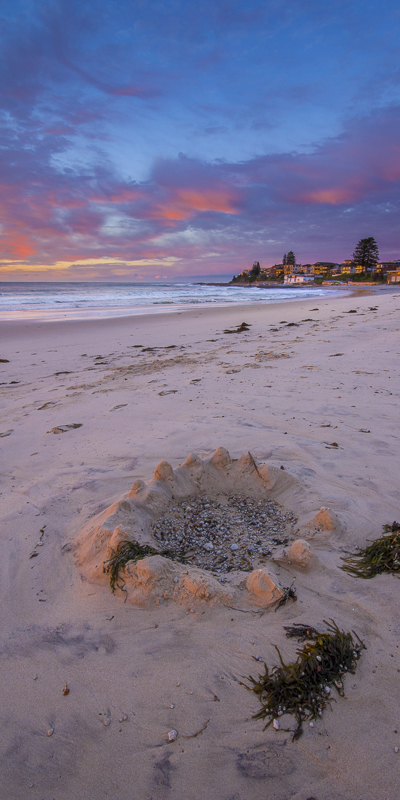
[1,0,399,279]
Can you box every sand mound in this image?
[74,447,334,608]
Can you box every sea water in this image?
[0,281,333,320]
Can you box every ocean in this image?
[0,281,333,320]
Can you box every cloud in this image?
[1,101,400,276]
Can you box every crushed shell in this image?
[151,494,297,575]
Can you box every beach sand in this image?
[1,286,399,800]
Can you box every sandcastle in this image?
[75,447,337,608]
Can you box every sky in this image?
[0,0,399,281]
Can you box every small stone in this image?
[309,722,314,728]
[47,728,54,737]
[230,543,239,551]
[395,746,399,753]
[167,729,178,742]
[272,719,279,730]
[169,704,175,709]
[103,716,111,727]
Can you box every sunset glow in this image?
[0,1,399,280]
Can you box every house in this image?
[377,261,400,275]
[284,274,315,284]
[310,262,339,276]
[386,270,400,283]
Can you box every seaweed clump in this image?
[341,522,400,578]
[246,620,365,741]
[223,322,251,334]
[104,540,173,592]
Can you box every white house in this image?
[284,274,315,284]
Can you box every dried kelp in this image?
[104,540,174,592]
[223,322,251,334]
[274,581,297,611]
[341,522,400,578]
[246,620,365,741]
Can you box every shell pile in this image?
[151,494,297,574]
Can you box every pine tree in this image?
[286,250,296,266]
[352,238,379,270]
[283,253,287,265]
[250,261,261,277]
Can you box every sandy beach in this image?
[1,286,400,800]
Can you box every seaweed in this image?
[341,522,400,578]
[103,540,175,592]
[223,322,251,334]
[274,581,297,610]
[246,620,365,741]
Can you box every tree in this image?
[283,253,287,265]
[352,237,379,270]
[286,250,296,266]
[250,261,261,277]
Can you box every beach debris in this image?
[183,719,210,739]
[359,428,370,433]
[246,620,365,741]
[47,423,83,434]
[341,522,400,578]
[0,429,14,438]
[223,322,251,334]
[167,729,178,742]
[274,582,297,610]
[158,389,178,396]
[0,358,10,363]
[346,309,358,313]
[103,715,111,727]
[104,540,168,592]
[62,683,69,696]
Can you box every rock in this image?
[287,539,312,568]
[167,729,178,742]
[246,569,283,607]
